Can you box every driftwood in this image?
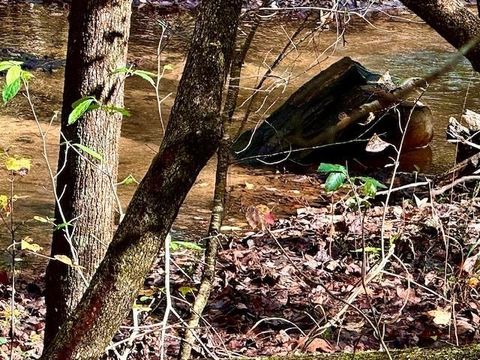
[232,57,433,168]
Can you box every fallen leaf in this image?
[427,308,451,325]
[461,254,479,274]
[305,338,333,353]
[246,205,275,231]
[365,133,391,153]
[244,181,255,190]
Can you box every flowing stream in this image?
[0,3,479,264]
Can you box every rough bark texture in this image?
[44,0,132,346]
[40,0,242,358]
[400,0,480,72]
[178,19,261,359]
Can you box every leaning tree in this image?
[40,0,243,358]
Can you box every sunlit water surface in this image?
[0,4,479,265]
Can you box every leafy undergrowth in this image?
[1,173,480,359]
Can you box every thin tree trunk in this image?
[178,134,230,360]
[44,0,132,346]
[40,0,242,358]
[400,0,480,72]
[178,19,261,358]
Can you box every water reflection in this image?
[0,4,479,259]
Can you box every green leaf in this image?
[54,221,70,231]
[170,241,203,252]
[0,337,7,345]
[68,97,96,125]
[2,78,21,103]
[100,105,130,117]
[362,178,378,197]
[318,163,347,175]
[358,177,387,189]
[112,66,131,75]
[74,143,103,161]
[324,172,346,192]
[20,70,33,82]
[6,65,22,85]
[4,156,31,172]
[133,70,156,87]
[0,60,23,72]
[118,174,139,186]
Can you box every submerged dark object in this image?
[232,57,433,168]
[0,48,65,72]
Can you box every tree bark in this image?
[178,18,261,359]
[400,0,480,72]
[44,0,132,346]
[40,0,242,358]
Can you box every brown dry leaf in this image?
[305,338,334,353]
[245,205,275,231]
[427,308,451,325]
[344,320,365,333]
[456,318,475,335]
[461,254,479,274]
[365,133,391,153]
[396,287,421,304]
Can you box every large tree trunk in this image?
[40,0,242,358]
[400,0,480,72]
[44,0,132,346]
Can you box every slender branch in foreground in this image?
[178,10,264,358]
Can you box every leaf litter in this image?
[1,170,480,358]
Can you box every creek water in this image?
[0,4,479,265]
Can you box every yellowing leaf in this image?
[132,303,151,312]
[54,255,73,266]
[467,277,479,288]
[427,308,451,325]
[220,225,242,232]
[178,286,195,297]
[244,181,255,190]
[0,195,7,210]
[21,237,42,253]
[33,215,50,223]
[4,157,31,173]
[6,65,21,86]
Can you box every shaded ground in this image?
[2,169,480,359]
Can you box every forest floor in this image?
[2,167,480,359]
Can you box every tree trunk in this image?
[400,0,480,72]
[44,0,132,346]
[40,0,242,358]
